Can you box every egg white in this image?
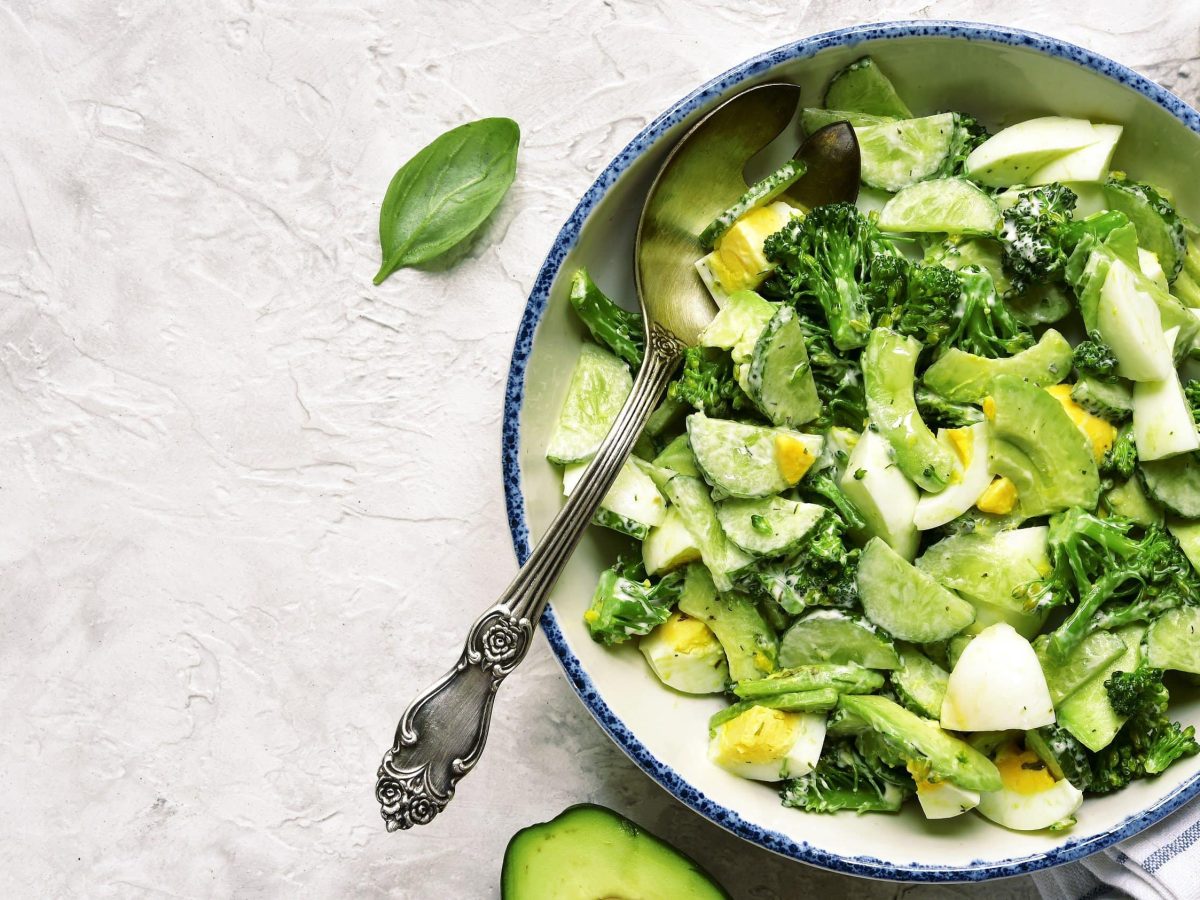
[915,779,981,820]
[639,616,728,695]
[913,423,993,531]
[976,776,1083,831]
[941,622,1055,731]
[708,710,826,782]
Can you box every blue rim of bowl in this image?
[500,20,1200,881]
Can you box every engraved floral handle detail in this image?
[376,326,683,829]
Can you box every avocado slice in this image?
[921,329,1073,402]
[988,375,1100,517]
[838,694,1002,791]
[676,564,777,682]
[501,804,730,900]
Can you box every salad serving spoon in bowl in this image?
[375,83,860,831]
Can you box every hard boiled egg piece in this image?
[914,423,993,530]
[941,623,1055,731]
[914,776,981,820]
[708,706,826,782]
[639,612,728,694]
[976,743,1084,831]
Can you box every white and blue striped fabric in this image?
[1034,805,1200,900]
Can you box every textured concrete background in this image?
[3,1,1198,896]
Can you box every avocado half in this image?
[500,804,730,900]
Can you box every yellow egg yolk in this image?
[946,427,974,468]
[977,476,1018,514]
[994,743,1057,795]
[1044,384,1117,461]
[708,205,793,293]
[717,706,798,765]
[775,434,816,484]
[658,612,719,655]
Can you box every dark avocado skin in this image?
[500,804,731,900]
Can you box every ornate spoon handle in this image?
[376,325,685,830]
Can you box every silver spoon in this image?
[375,84,860,830]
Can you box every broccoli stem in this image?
[568,269,644,368]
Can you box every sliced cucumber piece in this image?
[801,107,896,132]
[746,305,821,428]
[687,413,822,500]
[922,329,1073,403]
[642,507,701,577]
[878,178,1001,236]
[1133,328,1200,460]
[1146,607,1200,674]
[563,457,668,533]
[1140,453,1200,517]
[1168,518,1200,574]
[1026,725,1094,791]
[857,538,975,642]
[1057,625,1142,752]
[660,474,753,591]
[1098,258,1173,382]
[698,289,776,378]
[676,564,777,682]
[856,113,956,193]
[699,161,806,250]
[1104,173,1186,281]
[732,663,884,699]
[864,327,954,492]
[892,645,950,719]
[1026,124,1122,185]
[546,343,632,465]
[1070,376,1133,423]
[823,56,912,118]
[1033,630,1127,706]
[840,426,919,561]
[651,433,699,476]
[779,610,900,670]
[1104,476,1164,527]
[964,117,1104,188]
[716,495,825,558]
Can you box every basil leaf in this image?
[373,117,520,284]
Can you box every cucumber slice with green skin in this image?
[857,538,976,642]
[642,507,701,576]
[708,689,840,732]
[801,107,896,132]
[963,117,1103,188]
[1025,124,1122,185]
[988,374,1100,517]
[1173,269,1200,308]
[651,433,699,476]
[1133,328,1200,460]
[922,329,1073,402]
[779,610,900,670]
[1025,725,1094,791]
[823,57,912,118]
[1167,518,1200,574]
[1104,476,1164,527]
[591,510,649,540]
[840,426,920,561]
[732,663,884,699]
[1057,625,1143,752]
[715,495,825,557]
[661,475,753,591]
[838,694,1003,792]
[892,645,950,719]
[676,564,777,682]
[698,160,807,250]
[698,290,775,364]
[878,178,1001,236]
[1141,454,1200,517]
[746,305,821,428]
[1007,283,1073,326]
[1146,607,1200,674]
[1098,258,1174,382]
[855,113,956,193]
[1033,630,1127,706]
[545,343,632,465]
[563,457,668,533]
[1104,173,1186,281]
[863,327,955,492]
[1070,376,1133,423]
[687,413,822,500]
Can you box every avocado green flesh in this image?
[839,694,1002,791]
[676,564,777,682]
[747,305,821,427]
[1140,454,1200,517]
[863,328,954,491]
[987,375,1099,517]
[501,805,729,900]
[921,329,1073,402]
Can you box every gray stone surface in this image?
[2,1,1197,896]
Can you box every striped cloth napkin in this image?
[1032,803,1200,900]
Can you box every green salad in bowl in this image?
[543,54,1200,839]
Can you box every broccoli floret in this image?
[1073,333,1120,383]
[583,561,683,646]
[936,113,989,178]
[942,266,1034,358]
[915,385,985,428]
[763,202,900,351]
[781,742,912,813]
[999,184,1079,293]
[1033,508,1199,661]
[878,263,963,347]
[1185,379,1200,426]
[568,269,644,367]
[1101,423,1138,480]
[1091,666,1199,792]
[804,471,867,532]
[666,347,754,419]
[792,314,867,430]
[748,514,860,613]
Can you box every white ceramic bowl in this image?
[501,21,1200,881]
